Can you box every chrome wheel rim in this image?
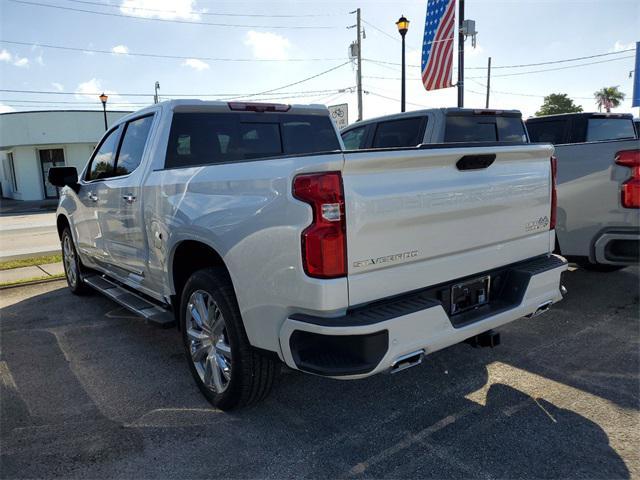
[186,290,232,393]
[62,234,78,288]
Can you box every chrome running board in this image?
[84,274,176,328]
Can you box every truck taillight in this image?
[550,155,558,229]
[293,172,346,279]
[615,149,640,209]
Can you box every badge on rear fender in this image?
[525,216,549,232]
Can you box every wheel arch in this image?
[56,214,70,240]
[169,240,234,302]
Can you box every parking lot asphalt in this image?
[1,267,638,479]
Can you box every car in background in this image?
[634,117,639,137]
[526,112,639,271]
[340,108,528,150]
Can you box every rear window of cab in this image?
[444,114,528,143]
[165,112,340,168]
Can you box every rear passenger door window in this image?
[115,115,154,176]
[373,117,425,148]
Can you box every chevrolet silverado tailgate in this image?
[342,143,555,306]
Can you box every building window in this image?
[4,152,18,192]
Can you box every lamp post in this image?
[396,15,410,112]
[99,92,108,131]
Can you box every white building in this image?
[0,110,130,201]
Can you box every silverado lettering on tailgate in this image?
[353,250,418,269]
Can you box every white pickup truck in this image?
[49,100,567,410]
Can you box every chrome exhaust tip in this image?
[527,300,554,318]
[390,350,424,374]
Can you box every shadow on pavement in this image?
[0,267,637,478]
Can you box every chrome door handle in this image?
[122,194,137,204]
[87,192,98,202]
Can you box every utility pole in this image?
[356,8,363,121]
[457,0,465,108]
[485,57,491,108]
[154,81,160,104]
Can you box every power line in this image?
[0,86,355,98]
[1,89,352,105]
[236,62,352,98]
[361,19,401,44]
[488,48,636,69]
[365,47,636,70]
[364,90,429,108]
[0,39,346,63]
[468,55,635,78]
[363,55,635,80]
[466,78,593,99]
[63,0,345,18]
[7,0,339,29]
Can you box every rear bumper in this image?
[279,254,567,379]
[593,229,640,265]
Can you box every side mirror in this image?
[48,166,79,192]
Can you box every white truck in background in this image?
[49,100,567,410]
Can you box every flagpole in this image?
[457,0,465,107]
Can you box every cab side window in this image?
[115,115,154,175]
[372,117,425,148]
[341,126,368,150]
[86,127,120,181]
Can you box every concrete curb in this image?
[0,275,65,290]
[0,249,61,262]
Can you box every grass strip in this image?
[0,254,62,271]
[0,272,65,288]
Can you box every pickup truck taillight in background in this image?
[550,155,558,229]
[293,172,347,278]
[615,149,640,209]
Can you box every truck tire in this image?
[180,267,278,410]
[577,261,625,273]
[61,227,90,295]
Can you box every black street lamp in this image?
[396,15,410,112]
[99,92,108,131]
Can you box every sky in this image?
[0,0,638,122]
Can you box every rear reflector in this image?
[293,172,346,279]
[550,155,558,229]
[615,149,640,208]
[227,102,290,112]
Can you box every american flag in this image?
[421,0,456,91]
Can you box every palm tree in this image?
[594,86,625,112]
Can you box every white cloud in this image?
[112,44,129,55]
[182,58,210,71]
[0,49,29,67]
[120,0,201,20]
[75,78,115,102]
[52,82,64,92]
[611,40,635,52]
[244,31,291,60]
[35,54,44,66]
[13,56,29,68]
[0,103,16,114]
